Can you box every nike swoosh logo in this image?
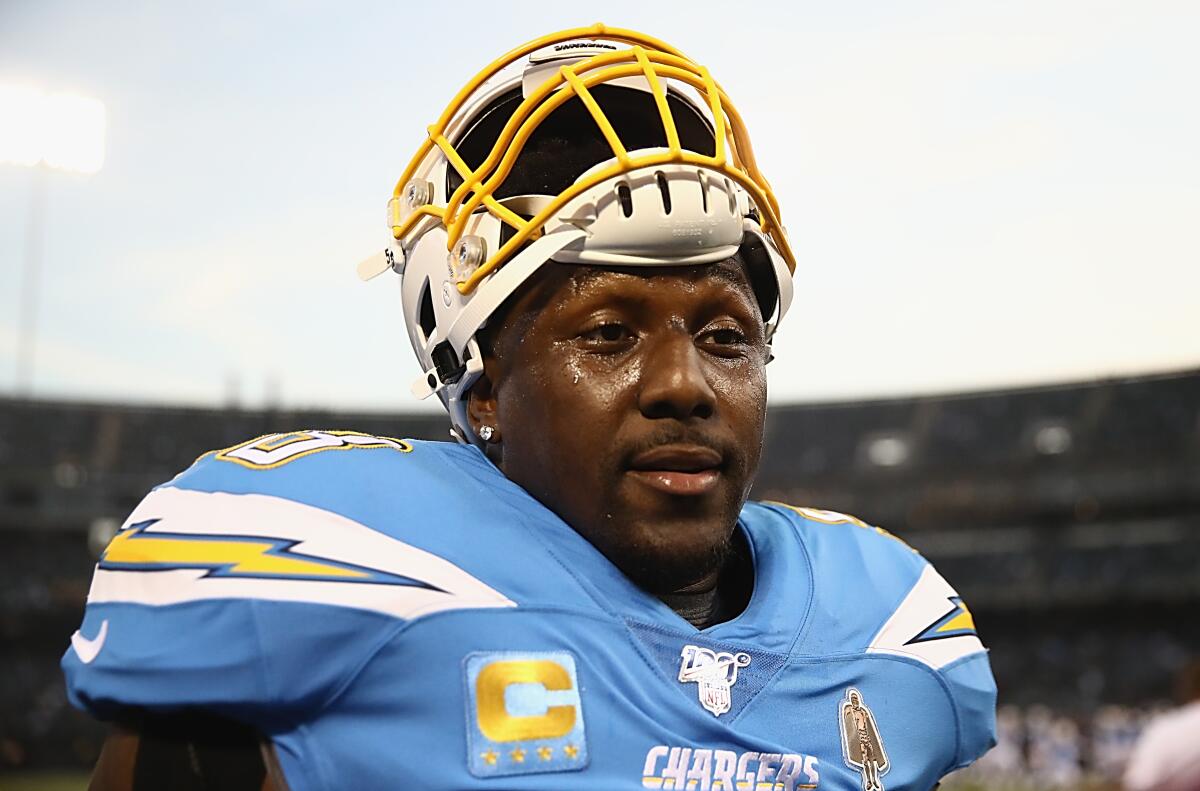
[71,619,109,664]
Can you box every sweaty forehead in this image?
[483,257,760,360]
[558,258,758,302]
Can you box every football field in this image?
[0,773,88,791]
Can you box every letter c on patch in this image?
[475,660,576,742]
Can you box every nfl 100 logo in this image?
[677,645,752,717]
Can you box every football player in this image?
[64,24,996,790]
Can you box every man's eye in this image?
[703,327,748,346]
[582,323,632,343]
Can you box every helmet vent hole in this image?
[616,182,634,218]
[724,179,737,215]
[417,279,436,342]
[697,170,709,214]
[655,171,672,215]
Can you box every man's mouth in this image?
[626,445,724,496]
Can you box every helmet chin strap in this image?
[410,338,485,401]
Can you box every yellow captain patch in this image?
[464,652,588,778]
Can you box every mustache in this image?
[618,426,738,467]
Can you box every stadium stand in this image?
[2,369,1197,780]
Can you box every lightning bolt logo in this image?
[905,596,978,645]
[100,519,443,589]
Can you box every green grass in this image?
[0,772,89,791]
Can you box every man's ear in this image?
[466,367,500,444]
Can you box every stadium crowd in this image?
[2,369,1197,782]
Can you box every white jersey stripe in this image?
[86,486,515,620]
[866,564,985,669]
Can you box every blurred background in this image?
[2,2,1198,789]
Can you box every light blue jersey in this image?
[63,431,996,790]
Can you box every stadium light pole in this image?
[0,85,106,396]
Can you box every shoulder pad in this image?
[96,432,515,620]
[767,503,939,652]
[770,504,920,556]
[759,502,996,769]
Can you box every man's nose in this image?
[636,332,717,421]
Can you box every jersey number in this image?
[214,430,412,469]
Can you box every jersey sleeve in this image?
[864,561,998,771]
[62,433,514,727]
[774,504,998,773]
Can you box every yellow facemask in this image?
[385,23,795,296]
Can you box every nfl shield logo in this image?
[677,644,752,717]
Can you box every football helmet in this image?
[359,23,795,444]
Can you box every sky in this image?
[0,1,1197,412]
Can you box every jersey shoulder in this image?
[750,502,929,638]
[176,429,470,519]
[63,431,523,725]
[103,430,523,619]
[751,501,997,769]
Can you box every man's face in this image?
[470,258,769,594]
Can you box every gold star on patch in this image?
[563,743,579,759]
[481,749,498,766]
[510,747,526,763]
[537,746,553,761]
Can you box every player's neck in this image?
[657,530,754,629]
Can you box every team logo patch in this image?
[839,688,889,791]
[464,651,588,778]
[678,644,751,717]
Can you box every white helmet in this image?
[358,23,796,445]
